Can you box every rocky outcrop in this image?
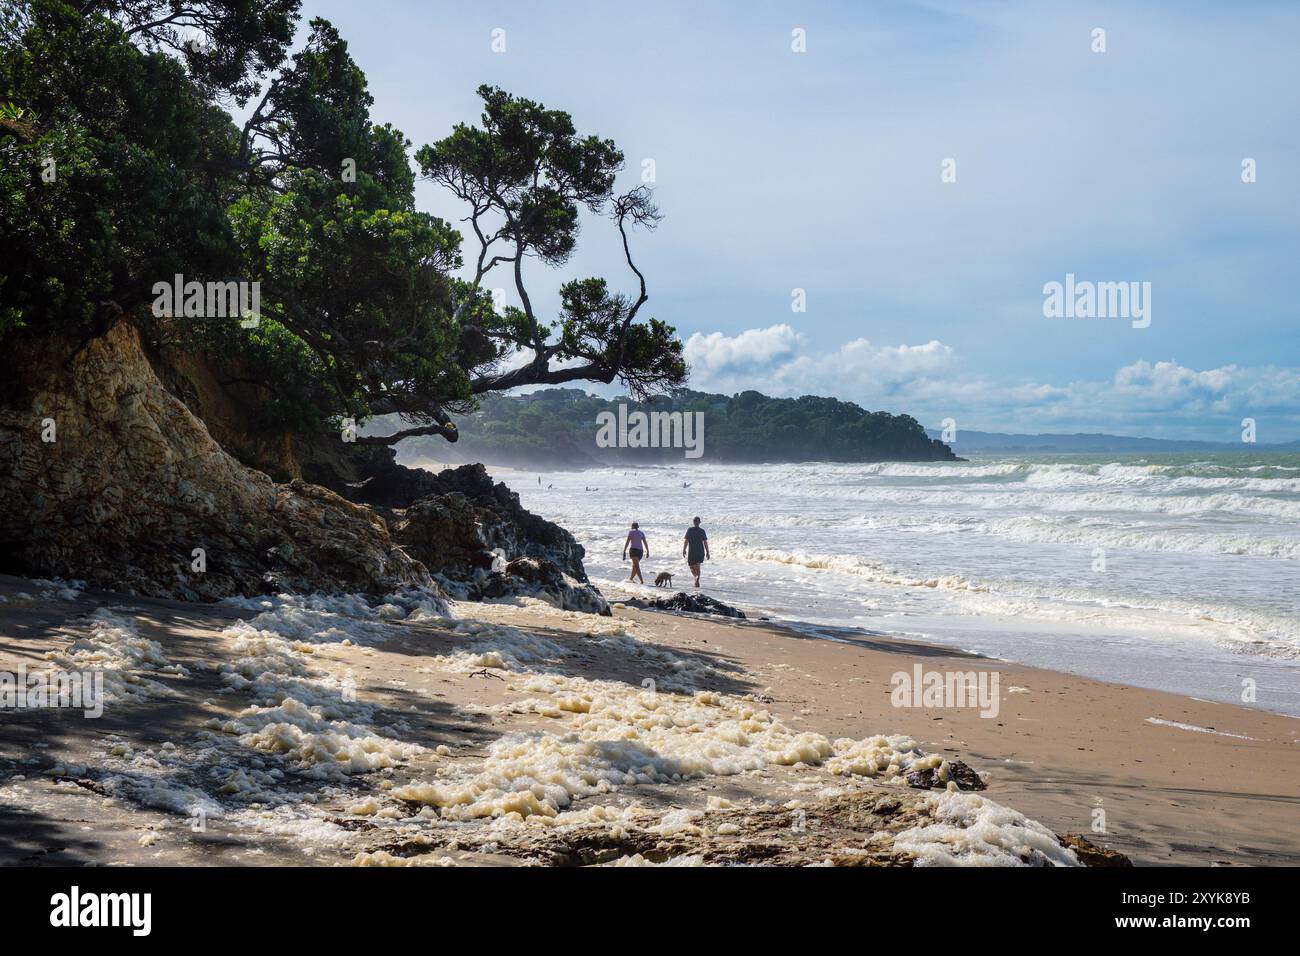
[390,491,495,578]
[354,462,608,614]
[0,322,431,600]
[343,455,445,509]
[358,462,590,579]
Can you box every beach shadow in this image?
[0,802,103,866]
[380,615,759,698]
[738,618,985,660]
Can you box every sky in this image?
[286,0,1300,441]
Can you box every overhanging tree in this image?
[363,85,686,446]
[2,0,685,459]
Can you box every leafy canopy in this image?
[1,1,684,443]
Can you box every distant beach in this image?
[490,454,1300,716]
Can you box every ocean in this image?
[508,454,1300,716]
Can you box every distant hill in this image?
[925,428,1300,454]
[382,389,958,468]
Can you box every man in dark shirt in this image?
[682,516,710,588]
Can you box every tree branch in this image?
[355,421,458,445]
[470,359,612,395]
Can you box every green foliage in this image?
[229,166,466,416]
[1,1,685,446]
[85,0,300,106]
[179,315,354,434]
[1,0,242,337]
[416,85,622,266]
[414,91,685,405]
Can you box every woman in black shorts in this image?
[623,522,649,584]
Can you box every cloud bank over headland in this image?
[684,327,1300,442]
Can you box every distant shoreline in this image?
[928,429,1300,455]
[401,448,1297,477]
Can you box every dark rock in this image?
[394,493,496,575]
[633,591,747,619]
[344,456,445,509]
[365,463,588,578]
[1057,833,1134,867]
[905,759,987,791]
[382,465,608,614]
[478,557,610,616]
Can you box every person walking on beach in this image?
[623,522,649,584]
[682,516,710,588]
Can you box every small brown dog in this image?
[653,572,674,588]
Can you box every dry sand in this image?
[0,573,1295,867]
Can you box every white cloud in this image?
[1108,360,1300,419]
[681,325,1300,441]
[1113,360,1238,404]
[774,339,956,395]
[683,325,803,377]
[684,326,956,398]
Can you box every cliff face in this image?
[0,322,430,600]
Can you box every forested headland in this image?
[389,388,960,468]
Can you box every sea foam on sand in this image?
[25,586,1081,866]
[45,607,187,701]
[207,596,431,777]
[891,791,1079,867]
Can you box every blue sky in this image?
[288,0,1300,440]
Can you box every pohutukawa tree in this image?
[0,0,685,459]
[387,86,687,445]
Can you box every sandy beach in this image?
[2,572,1295,867]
